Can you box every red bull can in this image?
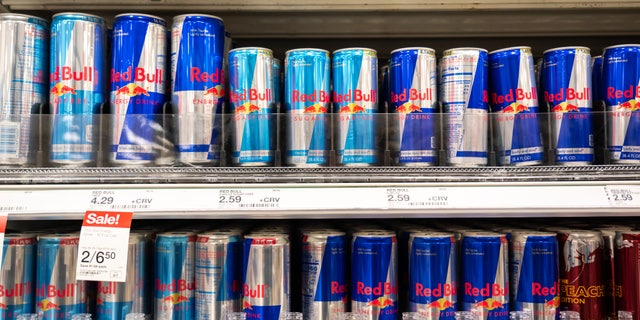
[155,231,196,320]
[351,230,398,320]
[614,230,640,317]
[594,227,631,319]
[284,48,331,167]
[228,47,276,166]
[171,14,225,166]
[489,46,544,166]
[592,55,605,164]
[195,229,242,319]
[408,232,457,320]
[542,47,593,165]
[50,13,106,166]
[389,47,438,166]
[36,233,89,320]
[332,48,379,166]
[242,233,290,320]
[510,231,559,320]
[440,48,489,167]
[96,232,147,320]
[1,234,36,319]
[301,229,347,320]
[0,14,48,167]
[592,56,604,105]
[461,232,509,320]
[110,13,168,166]
[557,230,604,319]
[603,44,640,163]
[273,58,282,112]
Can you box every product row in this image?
[2,219,639,320]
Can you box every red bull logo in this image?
[96,297,104,306]
[390,88,433,103]
[163,292,190,305]
[607,85,640,100]
[333,89,377,103]
[395,102,422,114]
[415,283,456,297]
[292,90,330,103]
[37,298,60,311]
[50,66,98,83]
[464,283,508,297]
[532,281,558,296]
[425,297,454,311]
[303,103,328,114]
[501,102,530,114]
[243,300,253,311]
[339,103,366,114]
[50,82,77,97]
[234,103,260,114]
[155,279,196,292]
[190,67,223,83]
[229,89,272,103]
[551,102,580,113]
[0,282,32,297]
[114,83,150,97]
[475,297,504,310]
[366,296,395,308]
[356,281,398,295]
[111,66,163,85]
[545,296,560,308]
[36,283,77,298]
[0,302,7,310]
[243,284,267,298]
[617,99,640,112]
[204,85,224,97]
[492,88,537,104]
[544,88,590,103]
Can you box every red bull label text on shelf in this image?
[1,234,36,320]
[351,231,398,320]
[332,48,379,166]
[110,13,167,166]
[461,232,509,320]
[284,48,331,166]
[389,47,438,166]
[171,14,225,165]
[603,44,640,163]
[542,47,594,165]
[489,46,544,166]
[49,13,106,165]
[155,232,196,320]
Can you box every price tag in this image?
[605,185,640,207]
[386,187,450,209]
[76,211,133,282]
[88,190,155,211]
[218,189,282,210]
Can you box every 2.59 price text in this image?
[219,195,242,204]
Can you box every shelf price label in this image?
[88,190,155,211]
[605,186,640,207]
[76,211,133,282]
[218,189,281,210]
[386,187,450,209]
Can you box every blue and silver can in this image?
[284,48,331,167]
[155,232,196,320]
[603,44,640,163]
[50,13,106,165]
[542,46,593,165]
[592,56,603,106]
[0,14,48,166]
[110,13,168,166]
[171,14,225,166]
[228,47,276,166]
[389,47,438,166]
[1,234,36,319]
[440,48,489,167]
[332,48,378,166]
[489,46,544,166]
[273,58,282,112]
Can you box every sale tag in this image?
[76,211,133,282]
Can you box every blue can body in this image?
[284,49,331,166]
[1,234,36,319]
[389,48,438,166]
[171,14,225,165]
[603,44,640,163]
[154,232,196,320]
[592,56,603,104]
[408,233,457,320]
[542,47,593,165]
[461,232,509,320]
[229,47,276,166]
[489,47,544,166]
[332,48,378,166]
[351,231,398,320]
[49,13,106,165]
[110,14,167,165]
[510,232,559,320]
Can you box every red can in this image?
[558,230,605,319]
[614,230,640,316]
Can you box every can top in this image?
[443,47,488,55]
[197,231,242,240]
[156,231,196,238]
[173,14,223,23]
[489,46,532,55]
[285,48,330,55]
[115,13,167,26]
[543,46,590,54]
[333,47,377,55]
[617,230,640,236]
[52,12,106,24]
[0,13,49,25]
[303,230,346,238]
[229,47,273,54]
[390,47,436,55]
[461,231,504,237]
[557,229,602,237]
[510,230,557,237]
[38,233,80,243]
[408,231,455,238]
[4,233,36,244]
[603,44,640,51]
[353,230,396,237]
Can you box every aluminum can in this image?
[96,232,147,320]
[195,229,242,320]
[155,231,196,320]
[389,47,438,166]
[510,231,559,320]
[440,47,489,167]
[49,13,106,165]
[603,44,640,163]
[171,14,225,166]
[242,233,290,320]
[110,13,168,166]
[332,48,379,166]
[557,230,604,319]
[0,14,48,166]
[284,48,331,166]
[542,47,593,165]
[35,233,89,320]
[301,229,347,320]
[273,58,282,112]
[614,230,640,317]
[461,232,509,319]
[592,56,604,106]
[351,230,398,320]
[1,234,36,319]
[228,47,276,166]
[408,232,457,320]
[489,46,544,166]
[591,55,605,164]
[594,227,631,319]
[380,64,390,113]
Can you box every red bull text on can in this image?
[155,232,196,320]
[1,234,36,319]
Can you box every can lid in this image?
[592,55,603,59]
[353,230,396,237]
[302,230,346,237]
[115,13,166,25]
[408,231,455,238]
[390,47,436,55]
[461,231,504,237]
[333,47,377,55]
[603,44,640,51]
[38,233,80,240]
[285,48,330,55]
[172,14,223,23]
[229,47,273,54]
[510,230,557,237]
[557,229,602,237]
[617,230,640,235]
[443,47,488,54]
[543,46,590,54]
[156,231,196,237]
[489,46,532,55]
[0,13,48,24]
[52,12,106,22]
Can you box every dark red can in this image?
[595,227,631,319]
[614,230,640,317]
[558,230,605,319]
